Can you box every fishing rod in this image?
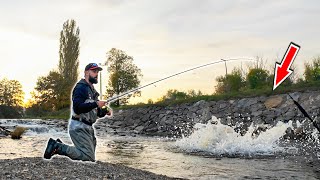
[287,94,320,133]
[101,58,255,104]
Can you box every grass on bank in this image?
[24,108,70,120]
[117,81,320,110]
[24,81,320,118]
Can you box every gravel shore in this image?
[0,157,184,180]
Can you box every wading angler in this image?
[44,63,111,162]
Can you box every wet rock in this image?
[11,126,27,139]
[219,118,228,125]
[0,126,10,137]
[283,127,295,139]
[294,127,307,140]
[252,125,268,138]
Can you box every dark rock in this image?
[251,103,264,113]
[0,126,10,137]
[252,125,268,138]
[284,110,296,119]
[113,121,123,126]
[244,98,258,108]
[251,111,262,117]
[283,127,295,140]
[133,126,145,134]
[219,103,228,109]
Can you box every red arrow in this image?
[273,42,300,90]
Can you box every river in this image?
[0,118,319,179]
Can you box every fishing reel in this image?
[98,104,112,117]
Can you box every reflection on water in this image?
[98,139,145,166]
[96,137,319,179]
[0,119,320,179]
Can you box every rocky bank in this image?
[1,90,320,139]
[94,90,320,138]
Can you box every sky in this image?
[0,0,319,104]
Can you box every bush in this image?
[246,68,269,89]
[304,57,320,82]
[215,68,244,93]
[0,105,23,118]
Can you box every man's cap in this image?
[85,63,103,71]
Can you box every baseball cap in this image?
[85,63,103,71]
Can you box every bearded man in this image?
[44,63,110,162]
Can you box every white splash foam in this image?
[0,119,67,136]
[175,116,292,156]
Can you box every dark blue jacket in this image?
[72,79,105,124]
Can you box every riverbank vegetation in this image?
[120,57,320,109]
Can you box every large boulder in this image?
[264,96,283,109]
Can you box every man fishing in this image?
[43,58,255,162]
[44,63,111,162]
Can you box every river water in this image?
[0,118,320,179]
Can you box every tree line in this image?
[1,19,320,118]
[214,56,320,95]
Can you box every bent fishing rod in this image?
[288,94,320,133]
[101,58,255,104]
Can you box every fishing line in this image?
[102,58,255,103]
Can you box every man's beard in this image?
[89,75,98,84]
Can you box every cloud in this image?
[0,0,320,103]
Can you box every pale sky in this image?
[0,0,319,104]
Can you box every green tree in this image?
[304,57,320,82]
[32,71,63,111]
[105,48,143,106]
[0,78,24,107]
[215,68,244,93]
[0,78,24,118]
[246,68,269,89]
[58,19,80,108]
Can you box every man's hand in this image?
[106,108,112,116]
[96,101,106,108]
[97,106,112,117]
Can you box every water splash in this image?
[175,116,293,156]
